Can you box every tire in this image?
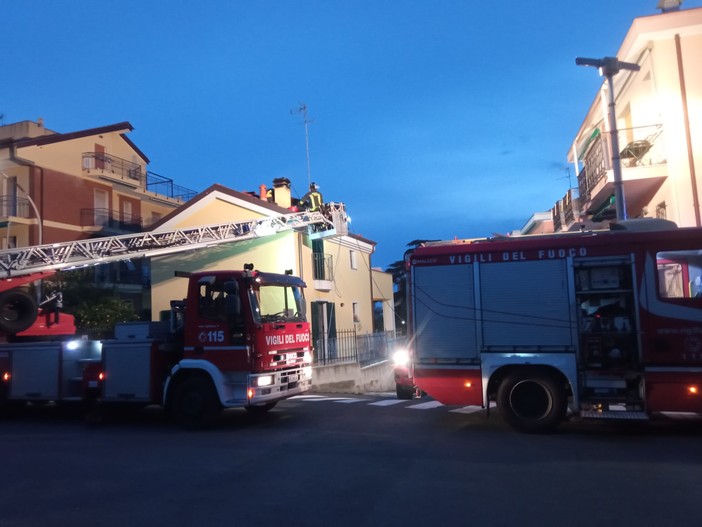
[245,402,277,414]
[0,289,38,334]
[170,376,221,430]
[497,370,567,433]
[396,384,415,400]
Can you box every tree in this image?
[43,269,139,332]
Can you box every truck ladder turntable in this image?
[0,203,348,279]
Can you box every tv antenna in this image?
[291,103,314,187]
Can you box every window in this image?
[94,189,109,227]
[350,250,357,270]
[657,250,702,299]
[3,236,16,249]
[352,302,360,323]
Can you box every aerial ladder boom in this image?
[0,204,347,336]
[0,203,348,278]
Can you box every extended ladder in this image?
[0,203,348,278]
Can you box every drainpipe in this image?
[675,34,701,227]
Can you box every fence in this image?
[313,329,400,366]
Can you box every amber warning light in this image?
[688,385,699,395]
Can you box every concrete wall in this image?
[312,360,395,394]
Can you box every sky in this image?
[3,0,701,270]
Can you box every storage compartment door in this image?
[480,259,574,348]
[412,264,478,361]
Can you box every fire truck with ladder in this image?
[404,218,702,433]
[0,204,348,428]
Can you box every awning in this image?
[577,127,601,160]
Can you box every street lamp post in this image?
[575,56,641,221]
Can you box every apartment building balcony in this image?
[81,208,143,233]
[82,152,144,188]
[577,124,667,220]
[0,196,31,219]
[551,188,581,232]
[82,155,197,204]
[146,171,197,202]
[312,253,334,291]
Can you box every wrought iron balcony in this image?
[577,124,666,216]
[313,252,334,284]
[0,196,31,218]
[82,152,144,187]
[81,208,143,232]
[146,171,197,202]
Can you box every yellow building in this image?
[149,181,395,362]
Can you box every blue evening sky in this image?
[3,0,699,269]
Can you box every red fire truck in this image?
[0,205,348,428]
[405,219,702,432]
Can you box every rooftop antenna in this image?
[291,103,314,187]
[558,166,576,189]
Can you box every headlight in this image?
[392,349,410,367]
[256,375,273,387]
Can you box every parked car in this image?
[392,348,416,399]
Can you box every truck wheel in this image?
[245,402,277,414]
[0,289,38,334]
[171,377,221,430]
[396,384,415,400]
[497,371,566,433]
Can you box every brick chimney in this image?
[272,178,291,208]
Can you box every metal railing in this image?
[0,196,30,218]
[146,172,197,202]
[313,329,399,366]
[312,253,334,281]
[82,152,144,185]
[578,124,665,203]
[80,208,143,232]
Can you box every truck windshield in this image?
[250,284,306,323]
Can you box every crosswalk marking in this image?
[408,400,444,410]
[450,406,484,414]
[289,396,699,421]
[368,399,406,407]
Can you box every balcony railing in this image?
[578,124,665,203]
[82,152,144,186]
[0,196,30,218]
[312,253,334,281]
[146,172,197,202]
[80,208,143,232]
[562,188,580,226]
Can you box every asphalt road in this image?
[2,393,701,527]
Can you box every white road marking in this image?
[408,400,445,410]
[369,399,407,406]
[450,406,484,414]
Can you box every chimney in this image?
[259,184,267,200]
[272,177,291,208]
[657,0,682,12]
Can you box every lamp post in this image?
[575,56,640,221]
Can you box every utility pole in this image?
[576,56,640,221]
[291,103,314,187]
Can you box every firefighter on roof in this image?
[299,182,323,212]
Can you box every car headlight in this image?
[392,349,410,367]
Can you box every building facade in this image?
[553,5,702,231]
[148,182,395,363]
[0,119,196,313]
